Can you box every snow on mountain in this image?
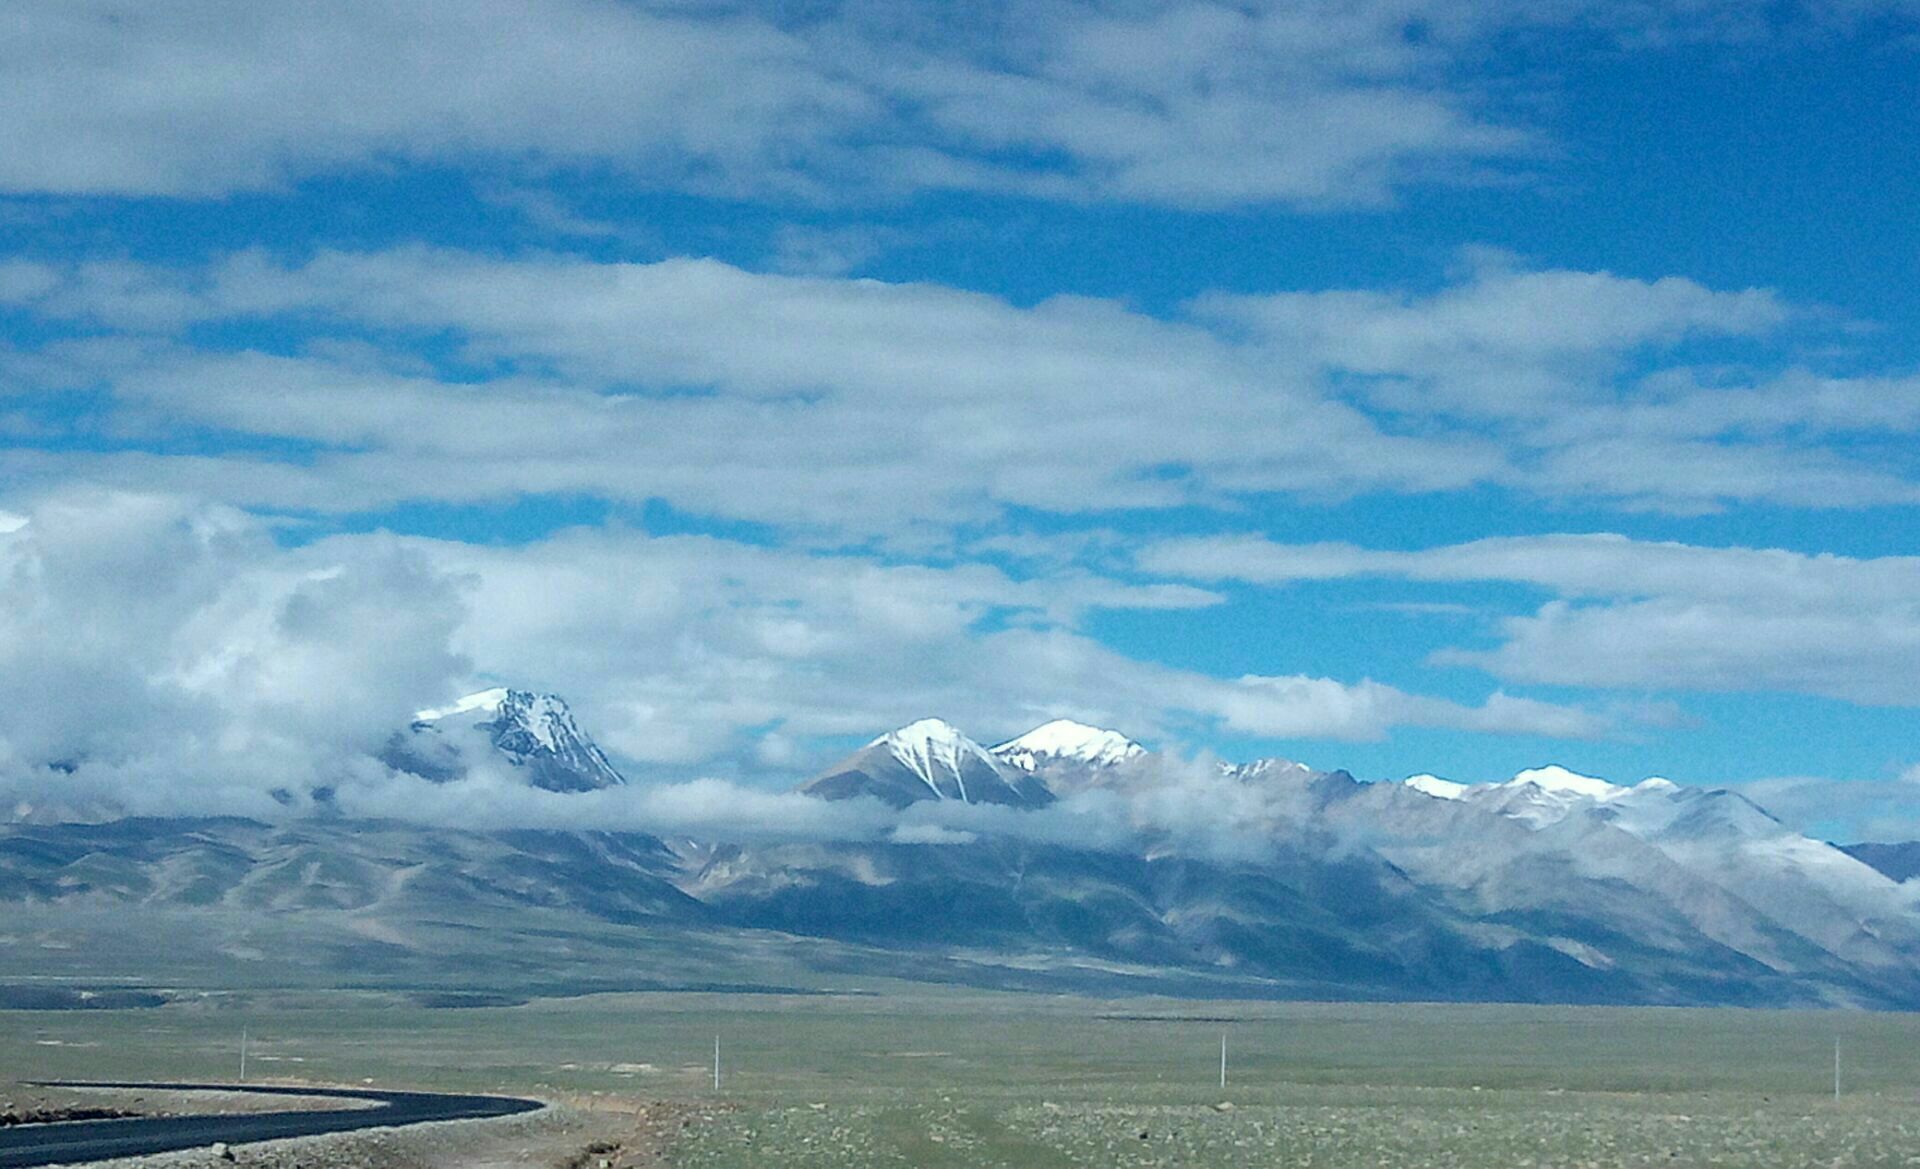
[801,718,1054,809]
[1403,766,1681,828]
[1507,765,1626,800]
[1406,764,1920,971]
[1590,781,1920,966]
[413,687,515,724]
[993,719,1145,772]
[1474,766,1628,827]
[390,688,627,793]
[1401,765,1671,812]
[877,718,1004,799]
[1404,774,1467,800]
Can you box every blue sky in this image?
[2,0,1919,838]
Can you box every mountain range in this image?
[3,689,1917,1010]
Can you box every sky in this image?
[2,0,1919,840]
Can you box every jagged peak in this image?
[400,687,624,791]
[416,688,588,752]
[993,719,1145,770]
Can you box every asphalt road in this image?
[0,1082,544,1169]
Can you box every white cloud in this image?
[8,1,1901,209]
[1190,254,1920,511]
[10,247,1917,530]
[0,489,470,816]
[317,750,1403,864]
[1738,769,1920,843]
[767,224,908,276]
[0,490,1606,822]
[1195,256,1791,419]
[0,0,864,199]
[383,524,1599,762]
[0,0,1536,208]
[0,249,1506,531]
[328,772,904,843]
[1447,599,1920,705]
[1187,673,1607,741]
[1141,531,1920,706]
[0,1,1909,216]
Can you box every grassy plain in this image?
[8,991,1920,1167]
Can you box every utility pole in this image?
[1834,1037,1842,1103]
[239,1028,248,1083]
[713,1034,721,1092]
[1219,1032,1228,1090]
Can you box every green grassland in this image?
[8,992,1920,1167]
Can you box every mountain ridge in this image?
[4,700,1918,1010]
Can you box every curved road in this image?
[0,1082,543,1169]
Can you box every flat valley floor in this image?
[9,991,1920,1168]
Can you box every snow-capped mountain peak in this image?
[869,718,1001,795]
[395,687,627,792]
[1404,773,1468,800]
[1464,765,1688,829]
[1507,765,1625,800]
[416,688,581,755]
[802,718,1053,809]
[993,719,1145,771]
[868,716,971,751]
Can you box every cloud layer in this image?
[0,0,1534,207]
[1140,532,1920,706]
[5,247,1916,539]
[0,490,1605,822]
[3,1,1918,839]
[10,1,1914,207]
